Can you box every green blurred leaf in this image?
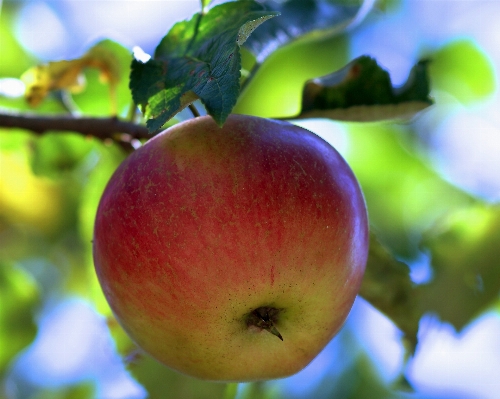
[30,133,95,178]
[223,383,238,399]
[346,123,472,258]
[237,382,279,399]
[14,383,95,399]
[0,147,71,236]
[0,128,30,151]
[128,355,227,399]
[245,0,363,62]
[363,203,500,351]
[130,0,279,130]
[0,262,39,375]
[234,32,349,118]
[289,351,407,399]
[0,6,36,77]
[420,204,500,330]
[360,234,421,353]
[78,143,125,245]
[72,39,133,117]
[299,56,433,121]
[429,38,497,104]
[339,355,402,399]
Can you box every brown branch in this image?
[0,111,153,142]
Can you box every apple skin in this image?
[93,114,369,381]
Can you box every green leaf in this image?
[130,1,279,130]
[360,234,421,353]
[299,56,433,121]
[0,262,39,375]
[245,0,364,62]
[30,133,95,178]
[420,204,500,330]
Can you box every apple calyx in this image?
[246,307,283,341]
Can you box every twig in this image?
[0,111,152,142]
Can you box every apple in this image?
[93,114,369,381]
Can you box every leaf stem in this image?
[239,61,262,95]
[188,103,201,118]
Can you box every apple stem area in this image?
[246,307,283,341]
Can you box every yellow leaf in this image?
[21,60,86,106]
[21,40,122,113]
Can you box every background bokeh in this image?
[1,1,499,398]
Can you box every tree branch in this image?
[0,111,153,142]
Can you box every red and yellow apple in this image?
[93,114,369,381]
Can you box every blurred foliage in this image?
[420,204,500,330]
[8,384,96,399]
[344,122,474,258]
[234,32,350,117]
[0,0,499,398]
[29,133,95,178]
[360,235,420,353]
[128,356,227,399]
[427,38,497,104]
[0,6,35,77]
[0,262,39,376]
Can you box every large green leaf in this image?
[245,0,363,62]
[130,1,279,130]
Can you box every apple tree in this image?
[0,0,499,398]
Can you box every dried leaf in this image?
[298,56,433,121]
[21,40,122,112]
[22,61,86,106]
